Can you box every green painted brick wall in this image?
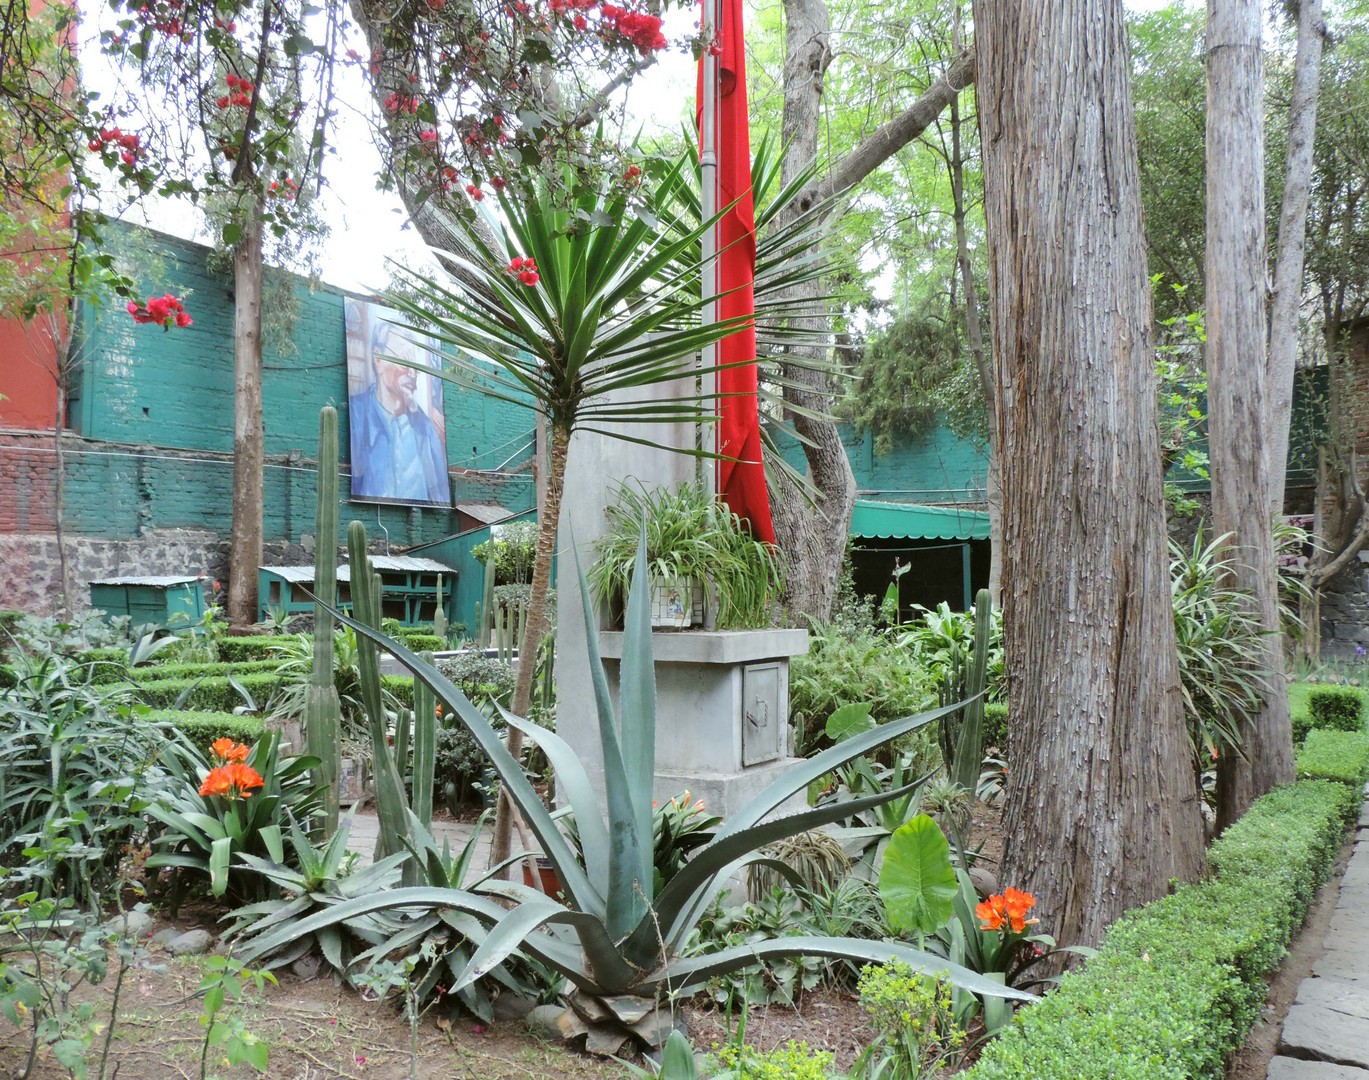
[60,224,536,544]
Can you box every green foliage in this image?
[470,520,538,585]
[1169,529,1269,770]
[0,660,178,906]
[1307,686,1366,732]
[90,659,282,686]
[747,830,850,901]
[879,816,958,937]
[215,636,305,663]
[145,711,266,759]
[714,1040,834,1080]
[431,653,516,805]
[123,671,286,712]
[791,624,935,757]
[397,633,445,652]
[853,961,966,1080]
[1295,729,1369,787]
[196,956,275,1078]
[145,731,321,905]
[590,482,783,630]
[981,703,1008,750]
[963,780,1354,1080]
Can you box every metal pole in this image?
[699,0,719,493]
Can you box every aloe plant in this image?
[951,589,993,791]
[242,529,1032,1050]
[307,406,343,835]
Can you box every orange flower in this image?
[198,762,265,800]
[210,737,251,763]
[976,895,1007,931]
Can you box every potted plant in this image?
[589,481,783,630]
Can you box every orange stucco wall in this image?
[0,318,60,430]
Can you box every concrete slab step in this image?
[1280,1003,1369,1068]
[1268,1058,1369,1080]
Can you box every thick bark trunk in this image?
[973,0,1206,946]
[1267,0,1326,519]
[489,423,568,872]
[947,93,999,603]
[1206,0,1294,830]
[228,213,265,628]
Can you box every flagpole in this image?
[699,0,719,493]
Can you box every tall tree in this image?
[1206,0,1294,827]
[973,0,1205,945]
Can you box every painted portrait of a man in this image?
[345,299,450,507]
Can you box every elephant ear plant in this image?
[239,529,1033,1054]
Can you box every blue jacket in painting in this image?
[348,385,449,505]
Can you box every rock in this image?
[1267,1057,1369,1080]
[1280,1001,1369,1068]
[492,993,537,1022]
[968,867,998,899]
[102,910,155,938]
[165,930,215,956]
[291,954,321,981]
[525,1004,566,1043]
[150,928,182,948]
[1200,801,1217,841]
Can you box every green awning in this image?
[849,500,990,541]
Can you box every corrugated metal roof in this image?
[849,500,990,541]
[455,502,515,525]
[89,575,201,587]
[261,556,453,584]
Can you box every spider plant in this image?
[589,480,783,629]
[235,528,1033,1052]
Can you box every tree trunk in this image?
[1206,0,1295,830]
[228,212,265,628]
[973,0,1206,946]
[1267,0,1326,519]
[489,423,569,872]
[947,92,999,603]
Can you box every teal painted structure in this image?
[408,508,536,633]
[61,223,537,549]
[88,575,207,629]
[257,557,455,625]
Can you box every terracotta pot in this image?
[522,857,561,897]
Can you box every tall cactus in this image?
[411,653,437,829]
[432,575,448,643]
[347,523,411,861]
[477,552,497,649]
[951,588,994,792]
[306,407,343,835]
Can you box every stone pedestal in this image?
[597,628,809,819]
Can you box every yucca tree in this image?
[240,531,1032,1053]
[384,151,831,868]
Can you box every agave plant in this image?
[238,529,1032,1053]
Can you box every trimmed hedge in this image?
[963,778,1357,1080]
[1295,728,1369,787]
[1308,685,1365,732]
[216,635,302,662]
[119,671,287,711]
[145,710,266,758]
[383,675,414,707]
[983,702,1008,749]
[90,658,283,686]
[396,633,446,652]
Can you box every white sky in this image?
[102,0,1183,297]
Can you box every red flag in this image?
[696,0,775,545]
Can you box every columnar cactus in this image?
[306,407,343,835]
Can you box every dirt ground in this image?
[0,951,626,1080]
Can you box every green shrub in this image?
[963,779,1353,1080]
[0,610,23,637]
[145,710,267,758]
[121,671,286,711]
[1295,728,1369,787]
[790,625,934,756]
[382,674,414,707]
[982,702,1009,749]
[74,646,131,679]
[397,633,445,652]
[215,635,302,663]
[90,658,282,686]
[1307,685,1365,733]
[713,1040,834,1080]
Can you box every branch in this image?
[1309,449,1369,588]
[819,48,976,200]
[572,54,658,129]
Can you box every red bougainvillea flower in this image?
[199,762,265,800]
[466,184,485,201]
[624,164,641,184]
[128,294,191,329]
[210,737,251,763]
[490,175,506,191]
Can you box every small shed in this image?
[259,555,456,626]
[88,575,207,630]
